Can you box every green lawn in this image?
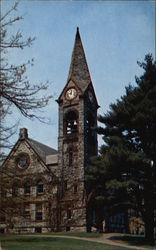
[45,231,102,238]
[122,234,156,248]
[0,236,127,250]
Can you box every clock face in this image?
[66,88,77,100]
[16,154,29,169]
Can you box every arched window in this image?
[24,181,31,195]
[86,111,97,157]
[12,183,18,197]
[86,112,95,138]
[64,111,78,135]
[36,180,43,195]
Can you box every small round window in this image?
[16,153,30,169]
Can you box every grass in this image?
[45,231,102,238]
[0,235,127,250]
[121,234,156,248]
[1,233,155,249]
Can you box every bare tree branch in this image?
[0,1,53,156]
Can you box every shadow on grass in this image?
[1,237,57,243]
[117,235,155,248]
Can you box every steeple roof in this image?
[67,27,91,92]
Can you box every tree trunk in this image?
[86,204,92,232]
[143,161,155,245]
[144,180,155,244]
[96,203,103,232]
[144,208,154,245]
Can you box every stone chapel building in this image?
[0,28,99,233]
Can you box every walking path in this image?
[83,233,151,250]
[26,233,152,250]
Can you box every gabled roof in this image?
[1,128,58,169]
[67,27,91,92]
[28,138,57,163]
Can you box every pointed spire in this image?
[67,27,91,92]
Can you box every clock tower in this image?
[57,28,99,231]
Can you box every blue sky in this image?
[2,0,155,151]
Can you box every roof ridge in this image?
[28,138,57,164]
[29,138,57,152]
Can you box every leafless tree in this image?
[0,2,52,159]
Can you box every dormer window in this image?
[64,110,78,135]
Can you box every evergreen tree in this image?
[86,54,156,244]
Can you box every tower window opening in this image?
[74,184,77,193]
[69,148,73,165]
[86,113,95,138]
[64,180,67,191]
[65,111,78,135]
[86,112,97,157]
